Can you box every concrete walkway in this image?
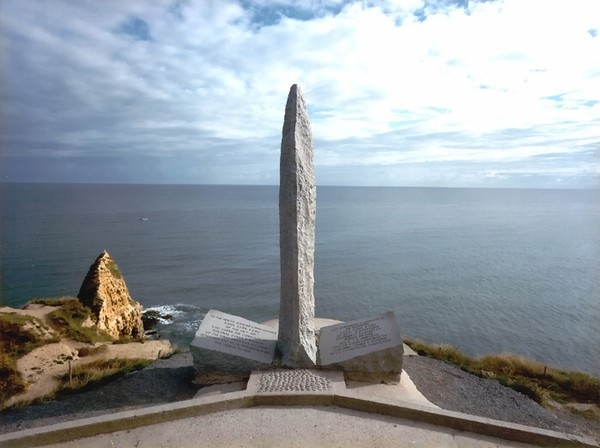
[1,368,597,448]
[37,406,547,448]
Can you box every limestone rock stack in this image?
[77,251,144,339]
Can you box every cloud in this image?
[118,16,153,41]
[1,0,599,187]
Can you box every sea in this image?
[1,183,599,377]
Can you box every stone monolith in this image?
[278,84,318,367]
[77,251,144,339]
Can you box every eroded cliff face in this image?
[77,251,144,339]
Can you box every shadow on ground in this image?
[0,353,199,433]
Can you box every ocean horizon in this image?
[1,183,599,377]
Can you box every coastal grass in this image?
[0,312,59,404]
[31,297,114,344]
[57,358,152,394]
[404,339,600,409]
[0,354,26,406]
[9,358,153,408]
[29,296,80,307]
[1,297,112,406]
[0,312,57,356]
[105,258,123,279]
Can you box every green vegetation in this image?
[106,259,123,279]
[77,345,109,357]
[57,358,151,393]
[39,297,114,344]
[0,312,57,356]
[1,297,166,408]
[29,296,79,307]
[0,357,26,407]
[404,339,600,409]
[0,312,59,404]
[111,335,145,344]
[1,297,112,406]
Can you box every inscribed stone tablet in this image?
[191,309,278,364]
[319,312,401,365]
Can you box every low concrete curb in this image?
[335,392,598,448]
[1,375,597,448]
[0,392,253,448]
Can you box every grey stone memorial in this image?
[191,309,277,383]
[191,85,404,385]
[318,312,403,383]
[278,84,318,368]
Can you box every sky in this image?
[1,0,599,188]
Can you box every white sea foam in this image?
[144,304,204,324]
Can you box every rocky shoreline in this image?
[1,351,598,442]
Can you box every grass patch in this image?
[105,258,123,279]
[111,336,145,345]
[404,338,600,408]
[1,298,154,408]
[77,345,109,357]
[0,352,26,405]
[57,358,151,394]
[170,347,185,356]
[28,296,79,307]
[0,312,56,357]
[44,298,113,344]
[0,312,60,405]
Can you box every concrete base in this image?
[343,371,401,384]
[1,368,597,448]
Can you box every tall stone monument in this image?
[191,84,403,385]
[278,84,318,368]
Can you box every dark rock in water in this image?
[142,309,173,330]
[144,329,159,340]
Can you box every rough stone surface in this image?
[190,310,277,384]
[77,251,144,339]
[257,369,332,393]
[318,312,404,383]
[278,84,318,368]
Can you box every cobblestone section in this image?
[257,369,332,393]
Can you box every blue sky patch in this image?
[544,94,565,102]
[118,16,152,41]
[241,1,347,28]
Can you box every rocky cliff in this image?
[77,251,144,339]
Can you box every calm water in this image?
[1,184,599,376]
